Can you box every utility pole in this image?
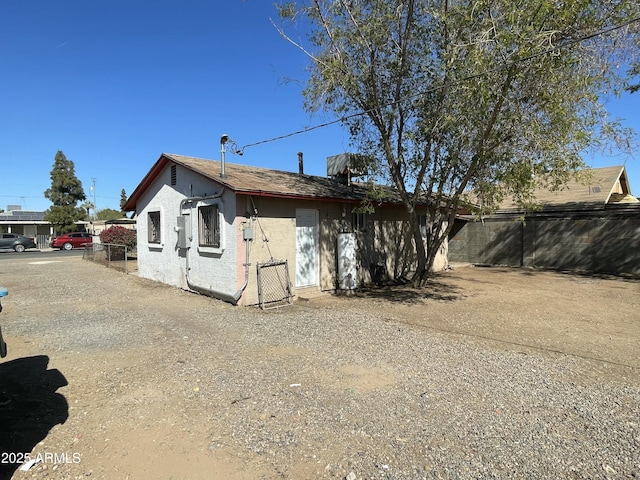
[91,178,97,220]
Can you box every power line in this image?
[0,195,46,198]
[234,15,640,155]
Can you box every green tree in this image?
[97,208,123,221]
[628,36,640,93]
[44,151,87,234]
[119,189,128,216]
[278,0,640,284]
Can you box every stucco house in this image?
[123,152,449,306]
[449,165,640,275]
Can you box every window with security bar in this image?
[198,204,220,248]
[148,211,161,244]
[353,212,368,232]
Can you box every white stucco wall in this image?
[136,164,238,297]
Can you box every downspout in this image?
[185,235,251,305]
[179,189,252,305]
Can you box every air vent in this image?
[592,186,601,193]
[171,164,177,186]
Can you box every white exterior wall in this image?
[136,165,238,296]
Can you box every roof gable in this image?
[497,165,635,212]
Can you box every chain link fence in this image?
[83,243,135,274]
[256,260,293,310]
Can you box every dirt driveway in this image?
[0,256,638,479]
[333,265,640,378]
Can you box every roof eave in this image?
[234,189,365,203]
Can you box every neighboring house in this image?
[449,165,640,275]
[0,210,51,246]
[0,209,57,249]
[0,207,92,249]
[123,153,449,306]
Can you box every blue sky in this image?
[1,0,639,213]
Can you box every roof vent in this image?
[171,164,177,186]
[592,186,601,193]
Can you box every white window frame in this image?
[148,211,162,245]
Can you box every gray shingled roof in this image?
[166,153,376,201]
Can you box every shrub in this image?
[100,226,137,250]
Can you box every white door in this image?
[295,209,319,287]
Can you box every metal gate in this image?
[256,260,293,310]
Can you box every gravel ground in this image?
[0,254,638,480]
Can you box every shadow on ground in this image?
[0,356,68,480]
[349,274,467,303]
